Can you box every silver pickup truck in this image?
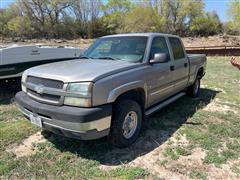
[15,33,206,147]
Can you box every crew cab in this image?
[15,33,206,147]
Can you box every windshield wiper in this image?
[96,56,121,61]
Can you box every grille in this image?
[27,76,64,89]
[26,76,64,104]
[28,89,61,102]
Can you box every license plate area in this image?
[29,113,42,128]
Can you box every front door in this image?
[146,36,175,107]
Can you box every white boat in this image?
[0,45,82,81]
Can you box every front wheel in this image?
[187,77,200,98]
[109,100,142,148]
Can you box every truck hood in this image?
[26,59,140,82]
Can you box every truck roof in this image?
[102,33,180,38]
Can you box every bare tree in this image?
[70,0,101,38]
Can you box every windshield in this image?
[83,36,148,63]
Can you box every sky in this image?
[0,0,230,22]
[0,0,15,9]
[204,0,229,22]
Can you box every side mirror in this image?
[150,53,167,64]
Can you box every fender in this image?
[107,80,147,103]
[189,66,205,85]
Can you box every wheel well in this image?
[197,67,204,78]
[114,88,146,111]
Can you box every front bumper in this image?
[15,91,112,140]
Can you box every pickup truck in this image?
[15,33,206,147]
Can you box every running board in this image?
[145,92,186,116]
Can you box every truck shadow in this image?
[43,88,219,166]
[0,87,20,105]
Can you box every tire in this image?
[109,100,142,148]
[187,77,200,98]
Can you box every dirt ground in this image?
[182,35,240,47]
[6,132,46,158]
[0,38,93,49]
[1,35,240,50]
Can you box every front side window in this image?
[83,36,148,63]
[169,37,185,60]
[149,37,170,61]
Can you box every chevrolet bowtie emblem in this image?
[35,84,44,94]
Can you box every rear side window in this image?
[149,37,170,61]
[169,37,185,60]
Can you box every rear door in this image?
[168,37,189,92]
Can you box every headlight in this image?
[64,97,92,107]
[21,72,27,92]
[64,82,92,107]
[66,82,92,96]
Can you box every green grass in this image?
[158,159,168,167]
[0,56,240,179]
[175,147,191,156]
[182,57,240,165]
[189,170,207,180]
[164,146,191,160]
[0,141,148,179]
[0,103,148,179]
[149,56,240,177]
[0,120,39,148]
[164,146,179,160]
[204,151,227,165]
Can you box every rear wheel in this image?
[187,77,200,98]
[109,100,142,148]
